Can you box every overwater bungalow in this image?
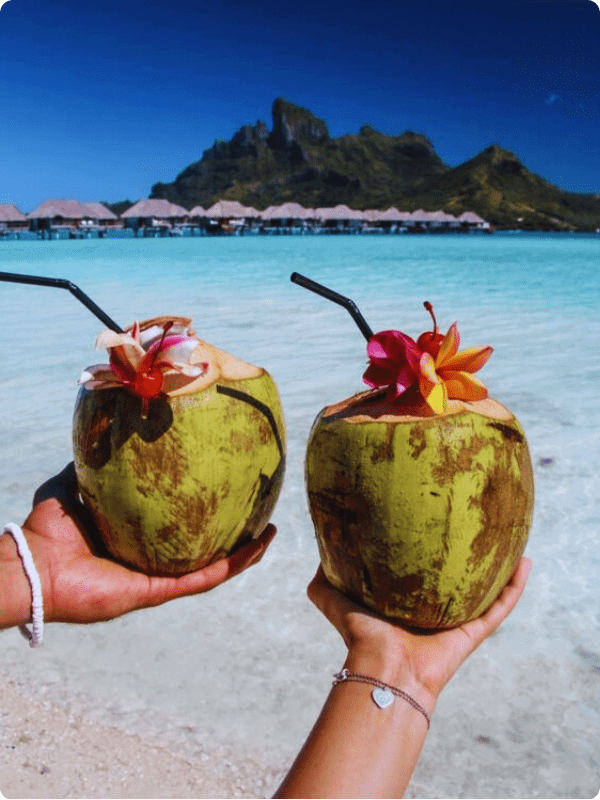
[186,206,208,235]
[420,210,461,231]
[456,211,490,231]
[364,207,413,233]
[27,199,99,237]
[377,207,412,222]
[0,204,28,235]
[314,205,367,233]
[260,202,315,234]
[188,205,207,219]
[120,199,189,235]
[203,201,260,234]
[82,202,120,229]
[406,209,432,232]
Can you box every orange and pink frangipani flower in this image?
[363,306,493,414]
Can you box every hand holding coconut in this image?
[276,558,531,799]
[0,273,285,582]
[0,463,276,630]
[294,275,534,629]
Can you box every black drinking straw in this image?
[0,271,123,333]
[290,272,374,341]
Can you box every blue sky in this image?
[1,0,599,211]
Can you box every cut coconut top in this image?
[82,315,264,398]
[165,339,263,396]
[322,388,514,424]
[131,317,263,395]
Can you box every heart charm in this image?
[372,687,394,709]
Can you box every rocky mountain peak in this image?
[395,131,439,161]
[268,98,329,150]
[203,120,269,161]
[478,144,525,175]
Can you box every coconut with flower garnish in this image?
[306,303,533,629]
[73,317,285,575]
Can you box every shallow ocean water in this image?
[1,233,598,797]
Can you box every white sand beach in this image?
[0,673,287,798]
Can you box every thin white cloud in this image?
[544,93,560,106]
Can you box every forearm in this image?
[0,528,35,629]
[275,650,437,799]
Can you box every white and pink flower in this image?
[80,319,206,412]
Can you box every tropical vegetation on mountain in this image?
[112,99,600,231]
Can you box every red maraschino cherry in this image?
[133,367,164,400]
[133,322,173,399]
[81,318,206,416]
[416,301,444,357]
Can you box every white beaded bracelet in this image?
[2,524,44,647]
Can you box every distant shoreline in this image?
[2,227,600,242]
[1,199,494,239]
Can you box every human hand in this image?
[307,558,532,703]
[16,462,276,625]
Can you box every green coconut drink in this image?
[294,275,533,630]
[73,316,285,576]
[306,390,533,629]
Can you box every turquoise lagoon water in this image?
[0,233,598,797]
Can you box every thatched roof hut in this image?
[261,202,315,220]
[314,205,367,221]
[82,202,118,221]
[188,206,207,218]
[425,211,459,224]
[408,209,432,224]
[121,199,189,219]
[204,201,258,218]
[367,207,413,223]
[457,211,487,225]
[27,200,96,221]
[0,204,27,226]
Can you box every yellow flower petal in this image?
[419,351,439,383]
[421,380,448,414]
[436,323,460,366]
[440,345,493,373]
[444,371,489,401]
[418,351,448,413]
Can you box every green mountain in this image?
[147,98,600,231]
[409,145,600,231]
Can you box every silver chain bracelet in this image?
[333,668,431,729]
